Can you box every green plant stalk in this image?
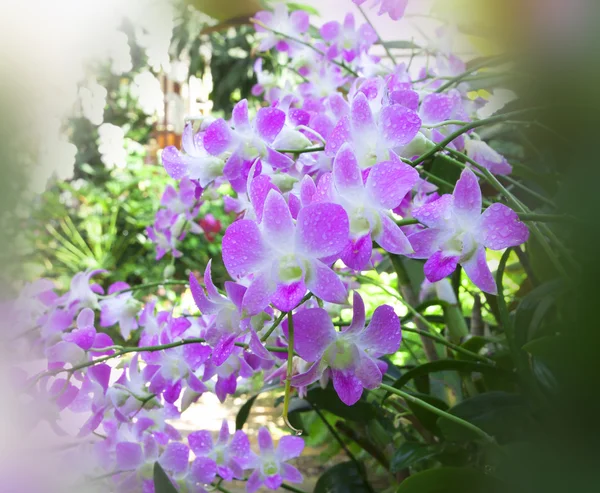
[251,18,359,77]
[389,254,438,361]
[276,145,325,154]
[443,303,470,343]
[282,311,300,433]
[261,293,312,342]
[379,383,496,444]
[311,405,376,493]
[34,338,289,382]
[356,3,396,64]
[105,280,189,297]
[434,54,508,93]
[411,109,539,166]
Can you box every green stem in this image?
[411,109,539,166]
[276,145,324,154]
[35,338,289,381]
[261,293,312,342]
[357,4,396,64]
[402,327,494,364]
[389,254,438,361]
[380,383,496,444]
[104,280,188,297]
[434,54,508,93]
[251,18,359,77]
[282,311,300,433]
[311,404,375,493]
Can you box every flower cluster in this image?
[12,2,533,492]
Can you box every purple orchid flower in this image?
[326,92,422,168]
[162,122,225,187]
[147,318,211,403]
[320,143,419,270]
[254,4,310,53]
[320,13,377,62]
[464,139,512,175]
[203,99,294,185]
[61,268,105,310]
[99,282,141,340]
[289,291,401,406]
[353,0,408,21]
[189,259,253,366]
[188,420,252,482]
[246,427,304,492]
[408,168,529,294]
[203,347,254,402]
[46,308,113,369]
[222,188,350,315]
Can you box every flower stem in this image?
[251,18,359,77]
[276,145,325,154]
[379,383,496,444]
[311,404,375,493]
[103,280,188,297]
[34,338,288,382]
[411,109,539,166]
[356,4,396,64]
[282,311,301,433]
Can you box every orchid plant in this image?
[10,1,571,492]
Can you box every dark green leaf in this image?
[314,461,370,493]
[153,462,178,493]
[390,442,438,473]
[383,360,516,401]
[437,392,535,443]
[396,467,503,493]
[235,394,259,430]
[405,391,449,436]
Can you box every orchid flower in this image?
[222,189,350,314]
[319,143,419,270]
[290,292,401,405]
[254,3,310,53]
[245,427,304,492]
[408,168,529,294]
[326,92,422,168]
[162,122,225,187]
[188,420,252,481]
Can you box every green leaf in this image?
[390,442,438,473]
[379,40,421,49]
[286,2,320,15]
[153,462,178,493]
[235,394,259,430]
[437,392,535,443]
[383,360,516,401]
[396,467,503,493]
[314,462,371,493]
[306,386,376,421]
[236,383,281,430]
